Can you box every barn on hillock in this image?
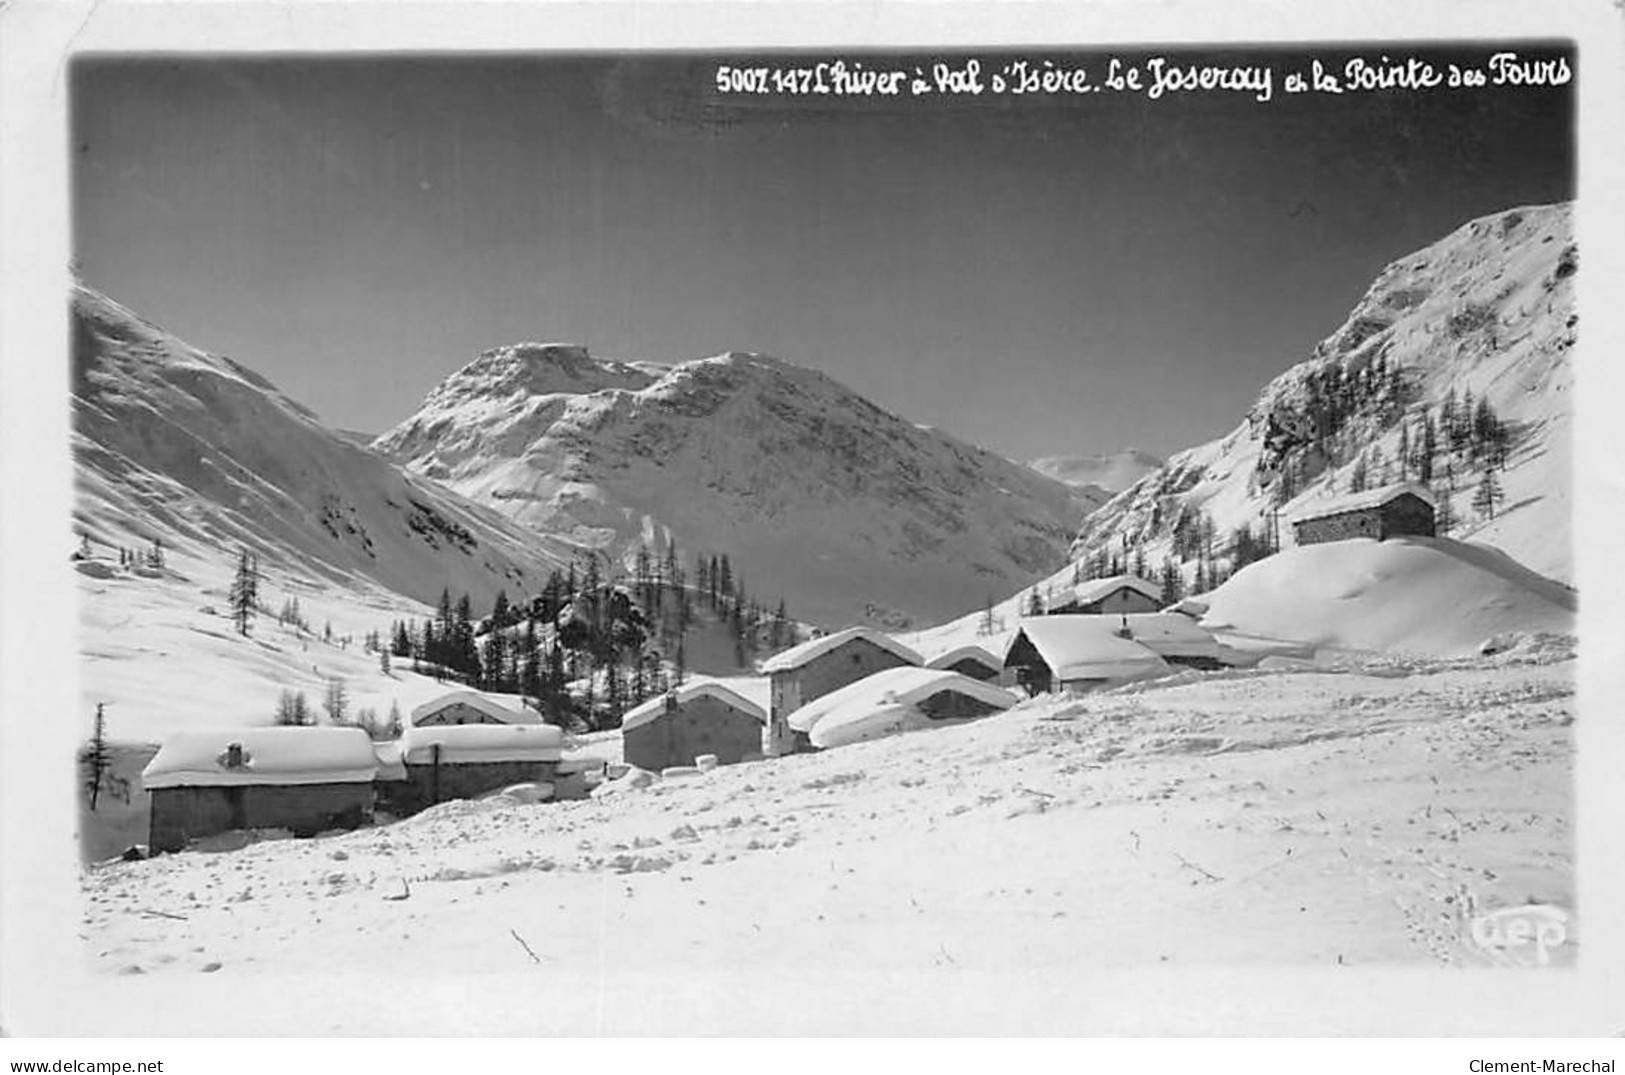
[1288,482,1437,546]
[620,681,768,772]
[1048,575,1163,616]
[759,627,922,756]
[141,727,377,852]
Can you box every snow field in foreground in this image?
[78,649,1574,1033]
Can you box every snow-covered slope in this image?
[1075,202,1576,585]
[74,644,1575,1032]
[1200,536,1575,659]
[72,286,581,610]
[375,347,1083,628]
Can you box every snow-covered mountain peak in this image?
[377,344,1084,627]
[1070,200,1576,587]
[71,284,580,610]
[435,341,664,403]
[1029,447,1164,493]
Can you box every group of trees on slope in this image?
[372,540,794,732]
[1055,378,1520,611]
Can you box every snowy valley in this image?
[70,201,1579,1003]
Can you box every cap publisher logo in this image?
[1470,904,1570,966]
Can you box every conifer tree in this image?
[1159,558,1183,605]
[322,677,349,724]
[1472,469,1505,520]
[1419,414,1437,483]
[661,539,679,600]
[1453,389,1476,454]
[454,594,478,679]
[635,544,653,607]
[228,547,259,636]
[1349,452,1369,493]
[1434,489,1456,535]
[435,588,455,666]
[276,689,312,726]
[82,702,111,811]
[520,619,542,707]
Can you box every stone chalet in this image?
[1048,574,1163,616]
[923,644,1006,683]
[141,727,377,852]
[620,681,768,772]
[1288,482,1437,546]
[758,627,922,756]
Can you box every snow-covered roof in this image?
[758,627,922,675]
[399,722,564,765]
[1284,481,1437,524]
[1116,613,1222,660]
[142,727,378,790]
[372,741,407,782]
[1164,597,1210,619]
[408,690,537,726]
[1066,574,1163,607]
[1005,617,1169,682]
[786,666,1016,734]
[924,645,1003,672]
[620,681,768,734]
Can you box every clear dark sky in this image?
[71,46,1573,461]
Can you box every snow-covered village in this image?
[24,39,1605,1036]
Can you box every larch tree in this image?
[322,677,350,725]
[227,547,259,635]
[1472,469,1506,520]
[82,702,112,811]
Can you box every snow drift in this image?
[1200,536,1576,658]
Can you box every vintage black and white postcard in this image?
[1,0,1622,1050]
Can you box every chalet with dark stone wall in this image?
[1289,483,1437,546]
[759,627,922,756]
[620,682,767,771]
[141,727,377,852]
[786,665,1019,750]
[1048,575,1163,616]
[924,645,1006,683]
[409,690,539,727]
[376,722,563,816]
